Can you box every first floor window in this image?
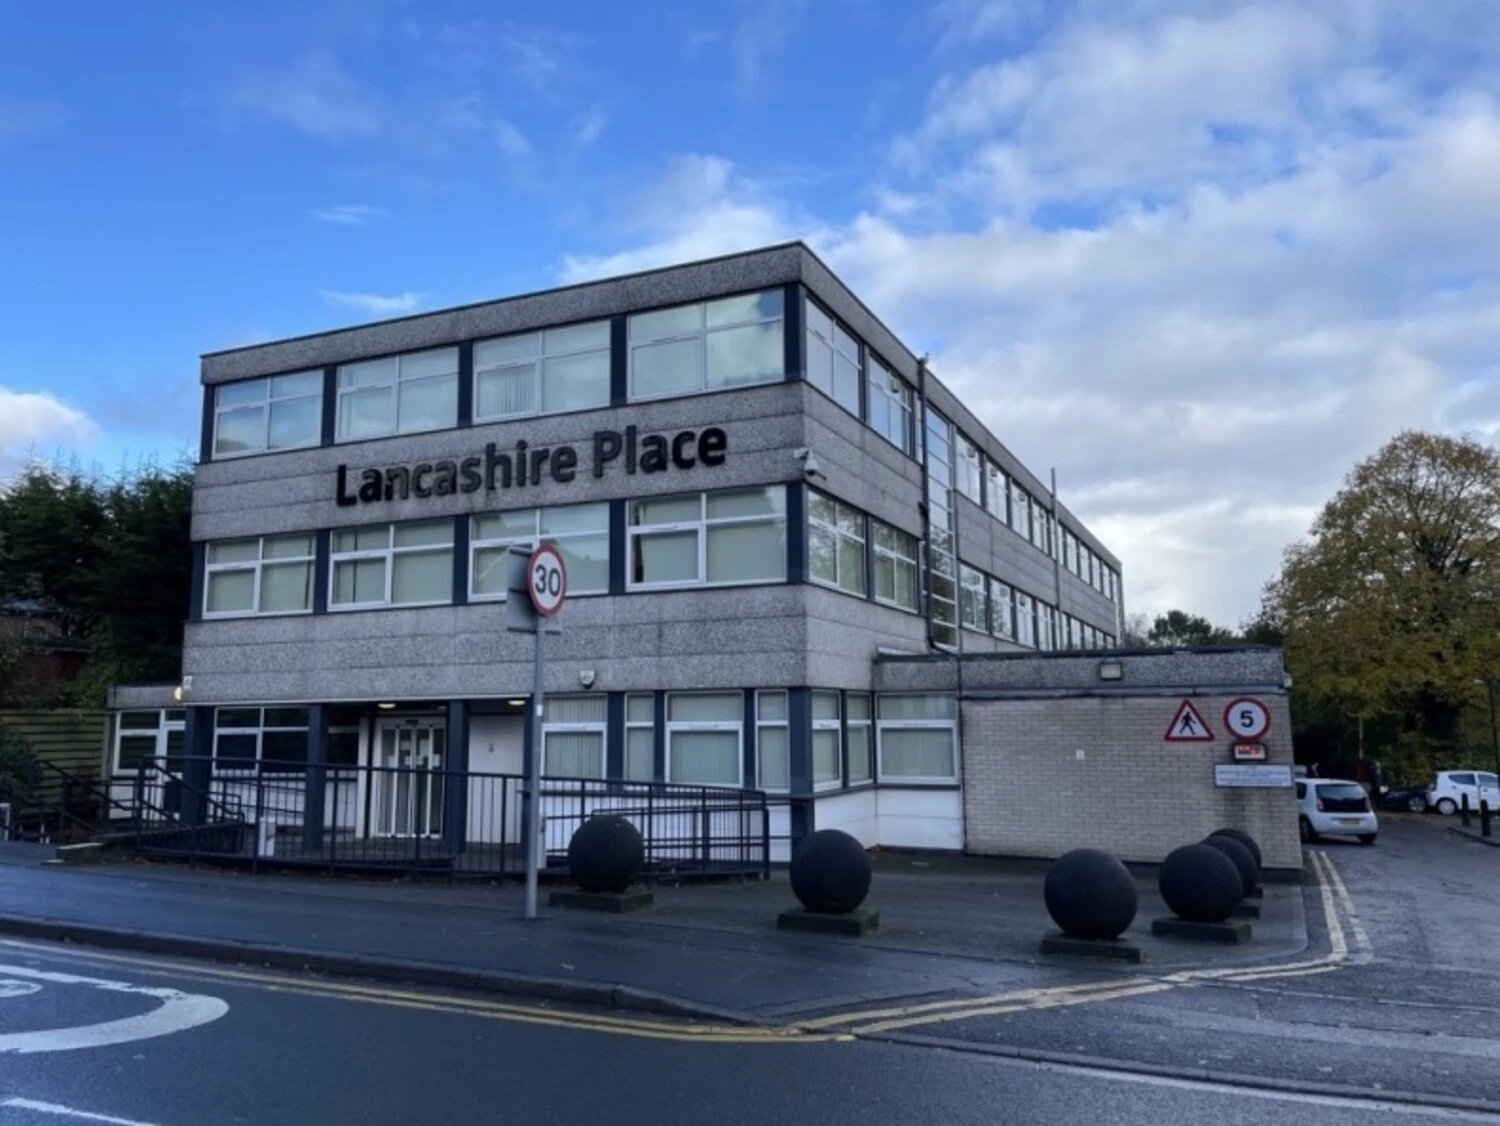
[331,520,453,608]
[1037,603,1056,651]
[846,694,872,784]
[986,461,1008,523]
[213,370,322,458]
[667,692,743,786]
[959,564,988,631]
[1009,481,1030,538]
[471,503,609,599]
[205,533,315,617]
[867,356,915,455]
[625,694,657,781]
[805,301,861,415]
[877,696,957,783]
[474,320,610,421]
[337,348,457,441]
[990,579,1014,641]
[809,492,866,595]
[629,291,784,399]
[873,522,919,610]
[214,707,309,772]
[1016,591,1036,647]
[957,437,983,505]
[629,487,786,588]
[756,691,789,792]
[813,691,841,789]
[929,549,958,649]
[542,696,607,778]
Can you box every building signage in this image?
[1223,697,1272,740]
[336,425,728,507]
[1164,700,1213,742]
[1232,741,1267,761]
[1214,764,1292,789]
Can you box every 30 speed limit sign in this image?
[1223,698,1271,740]
[527,543,568,617]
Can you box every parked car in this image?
[1380,783,1431,813]
[1296,778,1378,845]
[1428,770,1500,816]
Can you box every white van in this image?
[1429,771,1500,816]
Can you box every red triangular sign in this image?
[1164,700,1214,742]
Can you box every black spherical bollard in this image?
[1202,834,1260,897]
[790,829,872,914]
[1210,827,1263,868]
[1158,843,1241,923]
[1044,849,1139,940]
[567,815,645,893]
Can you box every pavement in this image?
[0,844,1309,1024]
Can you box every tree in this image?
[1266,431,1500,757]
[1146,609,1236,647]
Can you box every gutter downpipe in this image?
[917,356,935,652]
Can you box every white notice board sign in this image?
[1214,764,1293,789]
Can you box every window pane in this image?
[671,730,740,785]
[707,522,785,583]
[262,729,308,766]
[339,386,391,438]
[706,322,782,388]
[806,303,832,339]
[471,546,513,595]
[805,335,833,393]
[263,534,314,560]
[217,707,261,729]
[634,529,699,583]
[847,724,872,783]
[540,503,607,537]
[757,691,787,721]
[475,510,538,541]
[632,338,700,397]
[260,561,312,612]
[120,711,162,731]
[545,731,603,778]
[394,521,454,548]
[542,352,610,412]
[880,728,955,779]
[214,407,264,455]
[837,536,865,594]
[400,348,458,380]
[340,358,395,389]
[810,525,838,586]
[476,334,537,367]
[548,695,607,724]
[118,734,157,771]
[707,487,784,520]
[625,728,655,781]
[334,526,390,553]
[895,559,918,609]
[268,396,320,450]
[208,539,259,564]
[334,557,386,604]
[206,569,256,613]
[217,380,268,408]
[847,694,871,720]
[631,304,701,340]
[397,374,456,432]
[757,727,789,790]
[813,729,840,784]
[328,731,359,766]
[626,695,655,723]
[707,290,782,327]
[475,363,537,418]
[878,695,957,720]
[264,707,309,727]
[215,733,258,766]
[833,353,860,414]
[544,320,609,353]
[669,693,741,722]
[557,533,608,594]
[631,495,701,525]
[271,370,322,399]
[392,549,452,603]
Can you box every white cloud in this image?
[572,107,608,148]
[308,204,387,225]
[229,53,380,141]
[0,97,68,141]
[0,388,98,475]
[320,291,424,317]
[731,0,806,97]
[493,116,533,158]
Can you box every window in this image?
[805,301,861,415]
[1031,501,1049,553]
[214,707,309,772]
[204,534,315,617]
[1037,603,1056,651]
[990,578,1013,641]
[1069,616,1084,650]
[327,707,361,767]
[625,694,656,781]
[331,520,453,608]
[809,492,866,596]
[959,564,988,632]
[1106,568,1118,603]
[1063,530,1078,576]
[629,290,784,400]
[813,691,841,789]
[213,371,322,458]
[1088,551,1099,591]
[628,487,786,588]
[756,691,789,792]
[471,504,608,600]
[925,408,957,649]
[542,695,607,778]
[846,694,872,784]
[1009,480,1030,538]
[667,693,743,786]
[956,436,983,505]
[872,521,919,611]
[114,709,184,773]
[867,356,915,455]
[1015,591,1036,647]
[474,320,610,421]
[877,695,957,783]
[985,461,1008,524]
[336,348,458,441]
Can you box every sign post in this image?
[507,542,568,921]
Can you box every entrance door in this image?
[373,720,446,838]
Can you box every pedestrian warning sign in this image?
[1164,700,1213,742]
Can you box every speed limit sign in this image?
[527,543,568,617]
[1223,698,1271,740]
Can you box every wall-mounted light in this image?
[376,702,397,710]
[1097,659,1124,682]
[506,698,527,707]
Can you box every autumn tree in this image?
[1266,431,1500,758]
[1146,609,1237,647]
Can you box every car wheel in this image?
[1435,798,1458,816]
[1299,816,1319,843]
[1406,795,1428,813]
[1358,835,1377,846]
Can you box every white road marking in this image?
[1,1098,163,1125]
[0,964,227,1055]
[0,981,42,1000]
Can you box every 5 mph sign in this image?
[527,543,568,617]
[1224,697,1271,740]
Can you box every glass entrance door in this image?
[373,720,446,838]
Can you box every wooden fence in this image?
[0,710,108,814]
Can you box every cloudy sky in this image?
[3,0,1497,626]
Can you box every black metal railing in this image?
[1,760,143,844]
[112,756,771,882]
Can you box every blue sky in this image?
[3,0,1498,623]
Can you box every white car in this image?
[1296,778,1378,845]
[1428,770,1500,816]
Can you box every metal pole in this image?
[524,623,545,920]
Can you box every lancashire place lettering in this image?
[336,425,728,506]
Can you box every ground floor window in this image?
[812,691,842,789]
[756,691,789,792]
[214,707,310,772]
[114,709,185,772]
[876,695,957,783]
[846,693,872,784]
[667,692,743,786]
[625,694,656,781]
[542,695,607,778]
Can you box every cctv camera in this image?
[792,447,824,479]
